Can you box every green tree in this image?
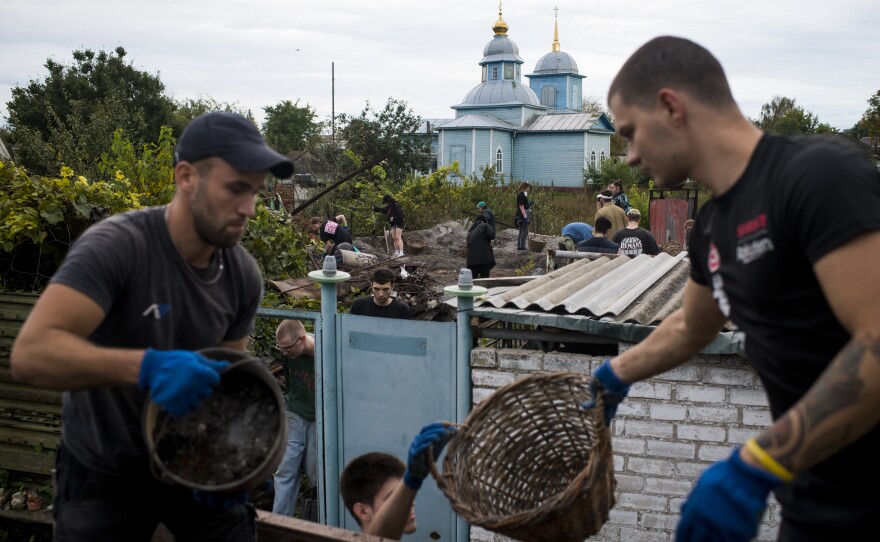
[584,157,649,188]
[753,96,836,136]
[170,95,255,137]
[5,47,175,179]
[855,90,880,154]
[262,100,322,154]
[337,98,429,184]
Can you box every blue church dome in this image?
[461,80,540,106]
[533,51,579,74]
[481,35,525,64]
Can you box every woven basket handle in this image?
[426,421,463,491]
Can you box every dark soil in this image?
[153,372,280,487]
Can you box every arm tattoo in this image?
[756,336,880,473]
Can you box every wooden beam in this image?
[256,511,395,542]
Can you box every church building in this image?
[424,7,615,187]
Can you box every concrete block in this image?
[617,401,648,418]
[608,508,639,527]
[646,440,696,460]
[730,388,770,407]
[615,473,645,492]
[611,437,646,455]
[728,427,757,445]
[472,387,495,405]
[498,351,543,371]
[629,382,673,400]
[543,353,591,373]
[742,409,773,427]
[471,369,515,388]
[676,424,726,442]
[618,527,671,542]
[618,492,668,512]
[628,457,676,476]
[687,406,738,423]
[624,420,674,439]
[649,403,687,421]
[643,477,694,496]
[653,365,700,382]
[675,385,726,403]
[613,454,625,471]
[640,512,679,531]
[704,367,754,386]
[675,461,710,479]
[471,348,497,368]
[698,444,735,462]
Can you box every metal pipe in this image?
[308,265,351,527]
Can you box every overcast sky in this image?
[1,0,878,132]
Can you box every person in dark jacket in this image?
[514,182,531,250]
[373,195,406,257]
[310,216,353,256]
[466,214,496,278]
[477,201,495,230]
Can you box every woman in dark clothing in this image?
[466,214,496,278]
[310,216,352,256]
[372,195,406,257]
[514,181,531,250]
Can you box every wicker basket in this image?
[406,237,426,255]
[430,372,615,542]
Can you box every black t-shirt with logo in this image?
[689,134,880,532]
[612,227,660,256]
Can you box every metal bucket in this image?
[143,348,286,493]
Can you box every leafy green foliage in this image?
[240,203,309,281]
[584,157,649,188]
[262,100,323,154]
[169,95,255,137]
[855,90,880,153]
[752,96,836,136]
[97,126,176,206]
[5,47,175,179]
[0,161,143,290]
[336,98,429,184]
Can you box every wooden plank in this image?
[0,507,53,525]
[256,511,395,542]
[0,444,55,475]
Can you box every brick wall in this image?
[468,346,780,542]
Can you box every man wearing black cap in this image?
[10,112,293,541]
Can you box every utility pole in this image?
[331,61,336,143]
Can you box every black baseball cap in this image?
[174,112,294,178]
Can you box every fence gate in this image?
[334,313,458,540]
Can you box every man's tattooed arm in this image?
[752,334,880,473]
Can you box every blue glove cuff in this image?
[403,471,423,491]
[729,448,783,491]
[139,348,159,390]
[595,359,629,394]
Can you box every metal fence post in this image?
[308,260,350,527]
[443,270,487,542]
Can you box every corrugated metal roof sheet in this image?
[482,252,690,325]
[522,112,606,132]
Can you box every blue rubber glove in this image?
[581,358,630,426]
[676,448,781,542]
[403,422,457,490]
[138,349,229,417]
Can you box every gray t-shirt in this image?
[50,207,263,475]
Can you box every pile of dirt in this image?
[352,220,553,285]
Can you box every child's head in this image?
[340,452,416,534]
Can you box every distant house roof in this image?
[454,253,743,355]
[435,114,517,131]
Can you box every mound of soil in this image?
[153,371,281,487]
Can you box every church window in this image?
[504,64,514,80]
[541,86,557,108]
[590,150,597,169]
[496,147,504,173]
[482,66,487,83]
[492,67,498,80]
[600,150,606,167]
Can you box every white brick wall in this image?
[467,347,780,542]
